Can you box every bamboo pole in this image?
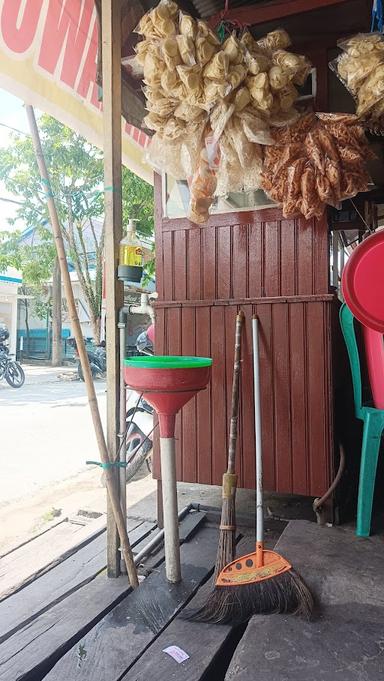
[25,104,139,589]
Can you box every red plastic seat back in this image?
[363,325,384,410]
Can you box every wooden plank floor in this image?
[0,507,274,681]
[125,537,254,681]
[0,519,154,644]
[45,520,216,681]
[0,511,213,681]
[0,514,109,600]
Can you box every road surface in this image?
[0,365,107,506]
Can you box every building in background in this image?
[0,267,22,355]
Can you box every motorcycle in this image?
[67,337,106,380]
[124,324,154,479]
[101,324,155,485]
[0,327,25,388]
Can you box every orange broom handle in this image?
[252,316,264,568]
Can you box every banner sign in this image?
[0,0,151,182]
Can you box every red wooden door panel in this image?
[153,175,336,496]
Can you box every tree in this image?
[0,224,56,352]
[122,167,154,239]
[0,114,155,340]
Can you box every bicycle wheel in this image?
[125,435,153,481]
[5,361,25,388]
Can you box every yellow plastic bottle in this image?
[118,219,143,283]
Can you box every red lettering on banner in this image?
[1,0,43,54]
[77,19,101,109]
[38,0,93,88]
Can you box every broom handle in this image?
[252,316,264,565]
[26,105,139,589]
[227,310,245,474]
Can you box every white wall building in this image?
[0,267,22,355]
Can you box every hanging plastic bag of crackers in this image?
[188,125,221,224]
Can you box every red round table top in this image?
[342,230,384,333]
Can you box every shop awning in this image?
[0,0,152,183]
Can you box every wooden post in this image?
[102,0,125,577]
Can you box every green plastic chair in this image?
[340,303,384,537]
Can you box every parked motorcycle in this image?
[101,324,155,485]
[68,337,106,380]
[124,324,154,478]
[0,327,25,388]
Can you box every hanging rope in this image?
[371,0,384,32]
[216,0,250,42]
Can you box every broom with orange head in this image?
[188,315,313,624]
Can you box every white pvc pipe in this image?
[252,317,264,544]
[160,437,181,582]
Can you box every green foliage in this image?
[121,168,154,239]
[0,113,155,337]
[0,228,55,286]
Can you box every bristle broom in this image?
[186,568,314,625]
[213,472,237,581]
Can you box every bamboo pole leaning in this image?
[25,104,139,589]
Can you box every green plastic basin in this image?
[124,356,212,369]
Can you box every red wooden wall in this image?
[153,176,340,497]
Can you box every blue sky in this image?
[0,88,34,232]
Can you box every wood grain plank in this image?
[248,220,263,298]
[203,225,216,299]
[289,303,309,494]
[306,302,329,496]
[187,227,202,300]
[181,307,197,482]
[173,230,187,301]
[217,225,231,300]
[210,305,228,485]
[135,511,207,576]
[195,306,212,484]
[154,174,164,300]
[232,223,248,299]
[313,214,329,294]
[272,304,292,493]
[256,304,276,491]
[209,0,350,30]
[297,218,314,295]
[0,521,153,645]
[264,221,280,296]
[0,515,107,602]
[280,219,296,296]
[225,305,237,478]
[239,305,255,488]
[162,230,174,301]
[43,525,218,681]
[125,537,254,681]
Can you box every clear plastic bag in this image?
[145,117,207,180]
[261,112,371,219]
[329,32,384,123]
[188,126,220,223]
[257,29,291,53]
[135,0,178,38]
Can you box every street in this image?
[0,365,107,506]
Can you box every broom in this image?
[213,310,245,581]
[188,315,313,624]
